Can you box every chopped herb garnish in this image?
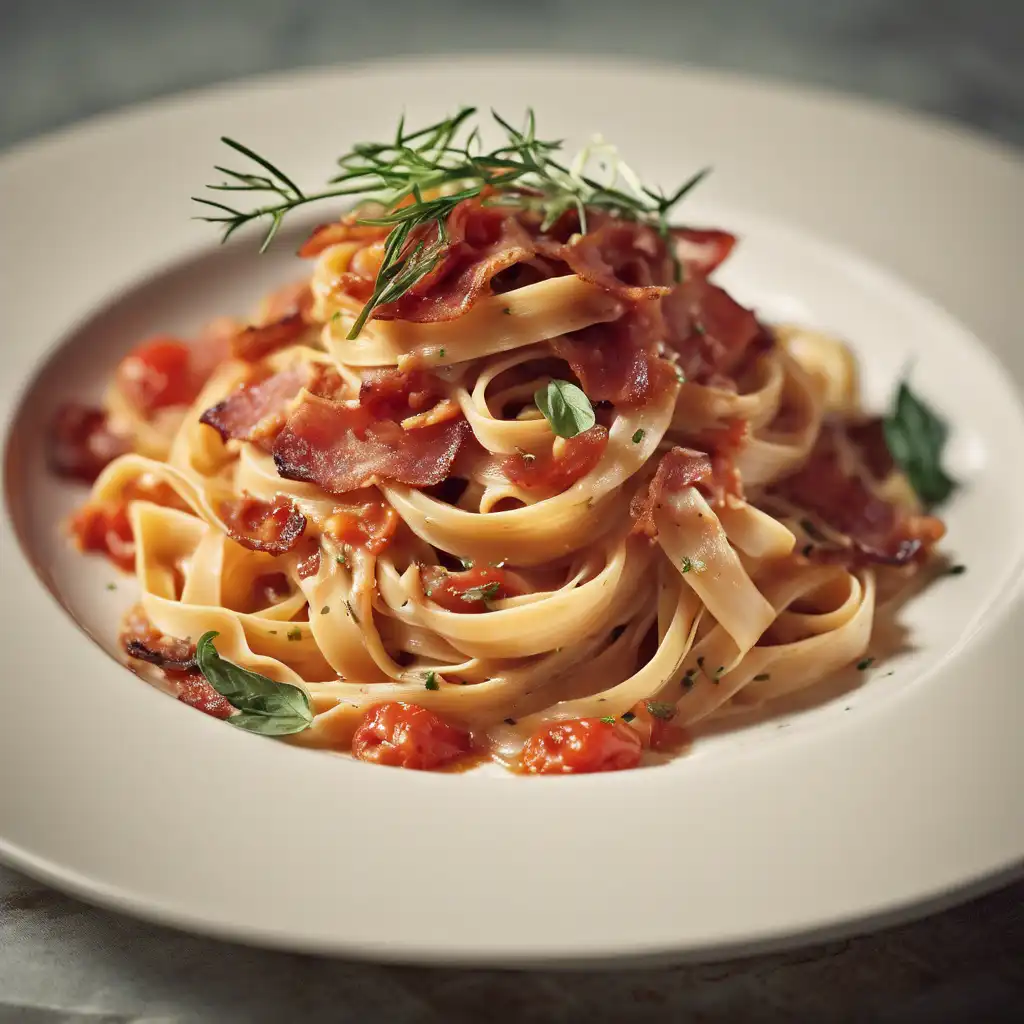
[286,626,302,641]
[681,669,696,690]
[714,665,725,680]
[753,673,771,682]
[335,552,347,566]
[196,108,709,334]
[344,599,359,623]
[534,379,595,439]
[883,377,956,508]
[438,348,446,358]
[946,564,967,576]
[460,580,502,604]
[693,320,706,335]
[621,711,636,723]
[599,715,616,725]
[632,429,645,444]
[105,582,117,591]
[424,671,439,690]
[680,556,706,574]
[502,307,513,315]
[856,657,874,671]
[644,700,676,720]
[268,630,278,635]
[459,557,475,569]
[320,605,330,615]
[696,656,705,670]
[674,366,685,384]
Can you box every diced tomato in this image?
[115,336,200,415]
[325,497,400,555]
[503,425,609,494]
[351,701,472,770]
[174,671,234,720]
[519,717,643,774]
[70,501,135,572]
[47,403,129,482]
[420,565,523,614]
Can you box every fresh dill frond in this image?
[195,107,709,336]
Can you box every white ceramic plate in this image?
[1,57,1022,965]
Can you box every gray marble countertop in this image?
[2,1,1022,1020]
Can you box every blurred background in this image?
[1,0,1022,151]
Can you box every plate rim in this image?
[1,54,1023,964]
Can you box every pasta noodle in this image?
[51,133,950,775]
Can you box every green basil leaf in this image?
[534,379,595,438]
[882,380,956,508]
[195,631,313,736]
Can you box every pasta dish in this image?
[48,109,955,773]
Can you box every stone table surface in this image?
[1,0,1022,1020]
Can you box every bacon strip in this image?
[661,277,771,384]
[774,422,944,565]
[537,221,673,302]
[231,311,309,362]
[121,606,196,672]
[219,494,307,555]
[552,305,677,408]
[200,363,342,448]
[274,393,470,495]
[630,448,714,538]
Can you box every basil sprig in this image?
[195,631,313,735]
[534,379,595,439]
[883,379,956,508]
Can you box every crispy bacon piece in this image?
[298,218,389,258]
[200,364,342,447]
[274,392,470,495]
[630,447,714,538]
[219,494,307,555]
[231,311,309,362]
[120,607,233,719]
[690,417,749,503]
[121,606,197,672]
[420,565,525,614]
[774,422,945,565]
[326,496,400,555]
[503,425,608,494]
[537,221,673,302]
[662,277,771,384]
[47,403,129,482]
[359,367,447,420]
[69,501,136,572]
[671,227,737,276]
[552,305,678,408]
[374,205,537,323]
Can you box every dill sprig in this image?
[194,107,709,336]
